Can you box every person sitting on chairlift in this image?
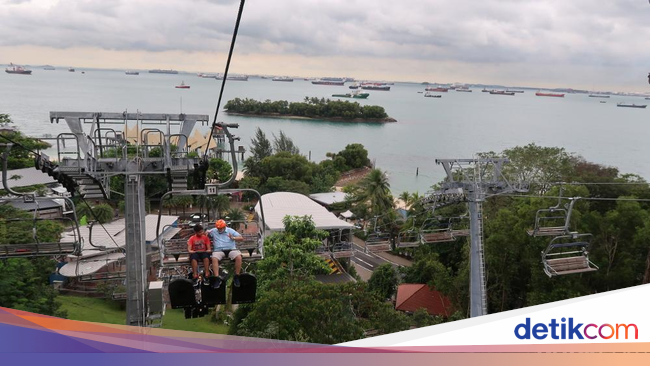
[207,219,244,289]
[187,224,212,287]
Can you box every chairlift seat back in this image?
[201,279,227,305]
[168,279,197,309]
[231,273,257,304]
[397,232,420,248]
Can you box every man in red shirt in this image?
[187,224,212,286]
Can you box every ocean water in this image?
[1,68,648,194]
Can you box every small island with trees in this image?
[224,97,397,123]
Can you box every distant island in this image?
[224,97,396,123]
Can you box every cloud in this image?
[1,0,649,86]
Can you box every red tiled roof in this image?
[395,284,453,317]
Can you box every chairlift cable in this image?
[499,193,650,203]
[76,191,124,253]
[203,0,246,163]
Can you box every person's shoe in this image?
[233,275,240,288]
[193,277,200,287]
[211,277,222,289]
[202,275,210,286]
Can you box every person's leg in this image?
[202,254,211,278]
[191,258,199,279]
[234,254,242,275]
[211,252,224,288]
[230,251,243,287]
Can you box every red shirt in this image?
[188,234,211,252]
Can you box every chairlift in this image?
[450,215,470,238]
[419,217,454,244]
[329,230,354,258]
[0,144,83,259]
[396,229,420,248]
[528,194,578,237]
[541,233,598,277]
[365,231,392,252]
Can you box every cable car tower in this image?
[427,158,527,317]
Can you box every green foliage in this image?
[224,97,388,120]
[368,263,400,300]
[329,143,370,171]
[0,205,64,244]
[272,130,300,155]
[0,114,51,169]
[348,169,394,219]
[77,203,114,224]
[208,158,233,183]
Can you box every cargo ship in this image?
[588,94,610,98]
[312,79,345,86]
[361,83,390,91]
[425,87,449,92]
[149,69,179,74]
[332,90,369,99]
[5,63,32,75]
[215,75,248,81]
[617,103,646,108]
[125,71,139,75]
[272,76,293,82]
[490,90,515,96]
[43,65,55,70]
[506,89,524,93]
[535,92,564,97]
[424,92,442,98]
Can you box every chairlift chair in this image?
[365,232,392,252]
[449,215,470,238]
[541,233,598,277]
[528,195,578,237]
[419,218,454,244]
[330,229,354,258]
[396,230,420,248]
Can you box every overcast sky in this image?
[1,0,649,91]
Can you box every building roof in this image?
[6,198,62,211]
[309,192,348,206]
[58,252,125,277]
[255,192,354,232]
[61,214,179,259]
[395,284,453,317]
[0,167,57,189]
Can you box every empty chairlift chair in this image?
[449,216,470,238]
[528,197,578,237]
[419,218,454,244]
[365,232,392,252]
[397,230,420,248]
[541,233,598,277]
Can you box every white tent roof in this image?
[58,252,125,277]
[339,210,355,219]
[255,192,354,232]
[309,191,348,206]
[61,214,178,259]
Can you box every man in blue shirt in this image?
[207,219,244,288]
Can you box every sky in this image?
[1,0,650,91]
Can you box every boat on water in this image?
[361,83,390,91]
[424,92,442,98]
[349,83,361,89]
[617,103,646,108]
[646,97,650,100]
[589,94,610,98]
[5,63,32,75]
[536,92,564,97]
[272,76,293,82]
[149,69,178,74]
[425,87,448,92]
[481,88,491,92]
[43,65,55,70]
[175,81,190,89]
[215,75,248,81]
[332,90,369,99]
[68,67,75,72]
[600,101,607,103]
[506,89,524,93]
[125,71,139,75]
[456,88,472,92]
[490,90,515,96]
[313,79,345,86]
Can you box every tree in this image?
[208,158,233,183]
[368,263,400,300]
[76,203,114,224]
[0,114,51,169]
[273,130,300,155]
[350,169,393,218]
[337,143,370,170]
[249,127,273,161]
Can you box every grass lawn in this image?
[57,295,228,334]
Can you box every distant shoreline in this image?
[225,111,397,123]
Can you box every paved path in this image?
[350,236,413,275]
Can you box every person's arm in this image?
[187,237,195,254]
[228,229,244,242]
[205,236,212,252]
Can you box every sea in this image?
[1,68,649,195]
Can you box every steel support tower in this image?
[433,158,526,317]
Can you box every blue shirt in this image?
[207,227,241,251]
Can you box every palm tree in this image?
[354,169,393,218]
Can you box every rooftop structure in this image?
[395,284,453,317]
[255,192,354,233]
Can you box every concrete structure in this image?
[6,198,63,219]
